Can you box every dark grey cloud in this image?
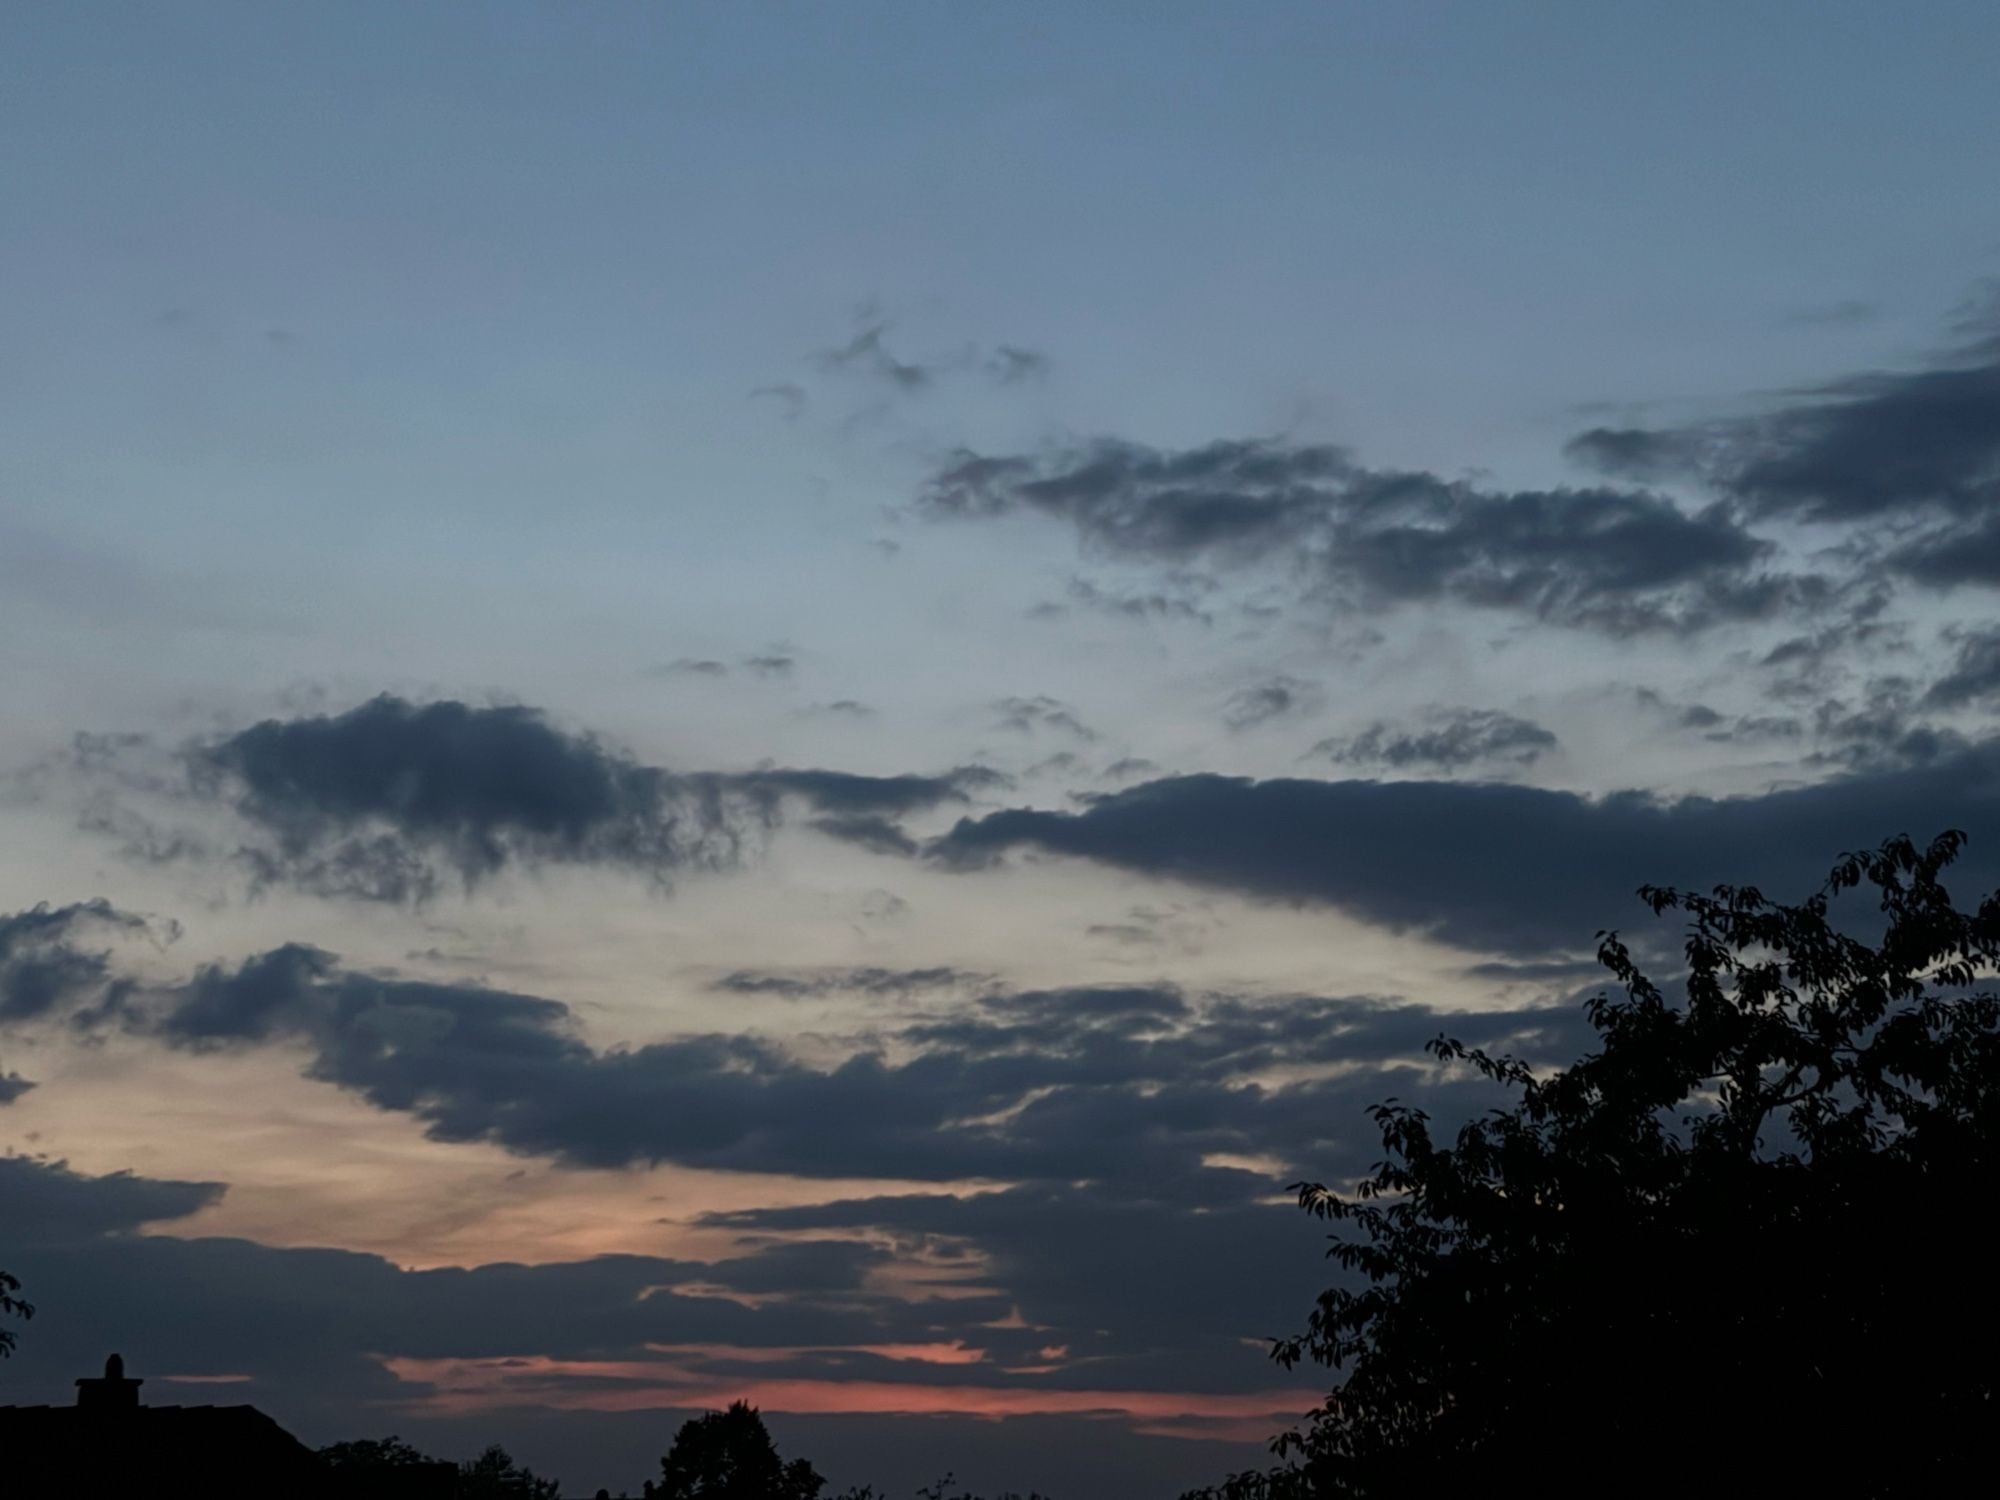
[1638,690,1807,747]
[1567,361,2000,523]
[1460,956,1607,985]
[0,899,149,1025]
[656,654,801,681]
[812,318,933,391]
[1809,726,1967,775]
[1763,634,1825,669]
[0,1072,36,1104]
[706,1183,1325,1383]
[1314,707,1557,769]
[414,976,1549,1182]
[690,1041,1585,1395]
[1223,676,1314,732]
[1925,626,2000,707]
[18,921,1579,1191]
[1103,757,1159,781]
[991,696,1095,740]
[687,1238,891,1296]
[1751,609,1903,706]
[0,958,1602,1494]
[1794,674,1943,771]
[651,658,730,678]
[1756,654,1993,772]
[0,1154,223,1241]
[2,927,1572,1481]
[930,744,2000,956]
[726,764,1005,817]
[805,312,1051,399]
[0,1157,1286,1492]
[195,698,706,901]
[1054,575,1215,626]
[1567,306,2000,593]
[0,1157,968,1366]
[920,437,1808,635]
[1721,713,1806,742]
[92,696,998,903]
[920,439,1348,545]
[710,966,983,1001]
[806,813,919,856]
[1891,511,2000,587]
[985,345,1051,384]
[0,1157,997,1410]
[1087,922,1156,946]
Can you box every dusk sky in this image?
[7,4,2000,1494]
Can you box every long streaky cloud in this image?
[929,744,2000,955]
[3,917,1587,1184]
[1567,310,2000,587]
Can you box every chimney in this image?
[76,1353,144,1410]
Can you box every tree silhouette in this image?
[1191,832,2000,1498]
[653,1400,825,1499]
[914,1475,1053,1500]
[0,1268,28,1357]
[459,1442,560,1498]
[317,1435,440,1476]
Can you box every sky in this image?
[6,2,2000,1494]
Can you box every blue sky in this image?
[6,4,2000,1495]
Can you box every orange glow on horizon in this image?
[386,1353,1315,1435]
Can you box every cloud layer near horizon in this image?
[3,898,1588,1181]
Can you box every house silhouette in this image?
[0,1353,455,1497]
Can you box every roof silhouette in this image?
[0,1353,343,1498]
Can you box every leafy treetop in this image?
[1190,831,2000,1499]
[652,1400,826,1500]
[0,1269,28,1358]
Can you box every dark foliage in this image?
[0,1268,28,1356]
[317,1435,439,1476]
[652,1401,826,1499]
[1191,831,2000,1498]
[770,1470,1049,1499]
[319,1435,555,1496]
[914,1475,1053,1500]
[459,1442,561,1498]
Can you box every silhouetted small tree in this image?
[320,1432,450,1496]
[0,1269,28,1357]
[654,1400,825,1499]
[459,1443,560,1498]
[318,1435,442,1478]
[1191,832,2000,1498]
[915,1475,1053,1500]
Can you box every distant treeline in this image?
[318,1408,1052,1499]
